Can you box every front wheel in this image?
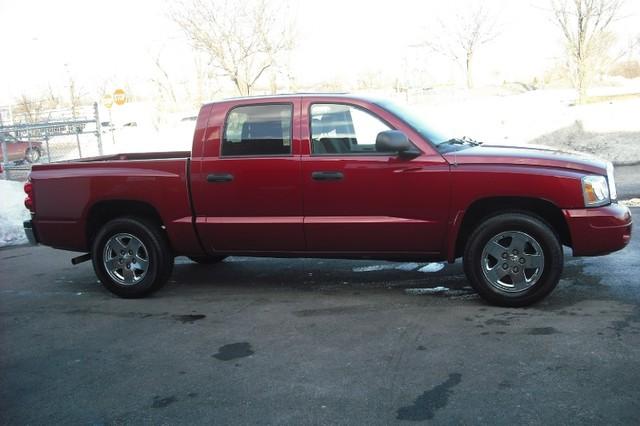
[92,217,174,298]
[25,147,41,163]
[463,212,563,307]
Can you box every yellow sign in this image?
[102,94,113,109]
[113,88,127,106]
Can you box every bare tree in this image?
[68,76,81,118]
[14,95,42,124]
[151,51,178,105]
[423,4,499,89]
[171,0,295,96]
[551,0,623,103]
[46,84,60,109]
[64,65,85,118]
[191,53,221,108]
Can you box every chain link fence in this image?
[1,103,103,182]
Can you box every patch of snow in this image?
[0,180,30,247]
[353,262,445,273]
[405,286,450,295]
[418,262,445,273]
[620,198,640,207]
[394,262,421,271]
[353,262,423,272]
[352,264,394,272]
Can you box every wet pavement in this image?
[1,208,638,425]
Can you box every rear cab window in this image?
[222,104,292,156]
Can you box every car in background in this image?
[0,133,43,163]
[100,122,115,133]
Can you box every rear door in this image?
[191,99,305,253]
[301,100,450,256]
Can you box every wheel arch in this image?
[452,196,571,260]
[86,200,169,250]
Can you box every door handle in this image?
[311,171,344,181]
[207,173,234,183]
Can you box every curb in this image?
[612,161,640,167]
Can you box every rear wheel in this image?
[92,217,174,298]
[25,147,41,163]
[188,255,227,264]
[463,212,563,307]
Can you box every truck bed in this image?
[29,154,202,255]
[71,150,191,163]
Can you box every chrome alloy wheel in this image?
[103,233,149,285]
[481,230,544,293]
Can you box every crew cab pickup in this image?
[23,94,633,306]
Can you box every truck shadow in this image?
[170,257,470,293]
[164,252,626,311]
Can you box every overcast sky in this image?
[0,0,638,104]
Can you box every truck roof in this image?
[204,92,370,107]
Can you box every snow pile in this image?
[0,180,30,247]
[352,262,445,273]
[394,262,421,271]
[418,263,445,273]
[621,198,640,207]
[405,287,449,295]
[404,286,478,298]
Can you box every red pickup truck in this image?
[23,94,632,306]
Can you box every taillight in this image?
[24,180,34,212]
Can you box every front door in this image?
[191,101,305,253]
[302,101,450,256]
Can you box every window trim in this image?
[220,102,294,158]
[308,102,419,157]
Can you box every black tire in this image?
[92,217,174,298]
[25,147,41,163]
[463,212,563,307]
[188,255,227,264]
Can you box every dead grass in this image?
[529,121,640,166]
[581,92,640,104]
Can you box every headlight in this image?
[606,162,617,201]
[582,175,610,207]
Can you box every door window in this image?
[222,104,292,156]
[310,104,392,155]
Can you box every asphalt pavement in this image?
[1,208,638,425]
[615,163,640,199]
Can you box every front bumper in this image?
[23,220,39,245]
[563,203,632,256]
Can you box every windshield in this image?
[374,99,453,146]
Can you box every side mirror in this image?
[375,130,420,158]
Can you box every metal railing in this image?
[1,103,103,181]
